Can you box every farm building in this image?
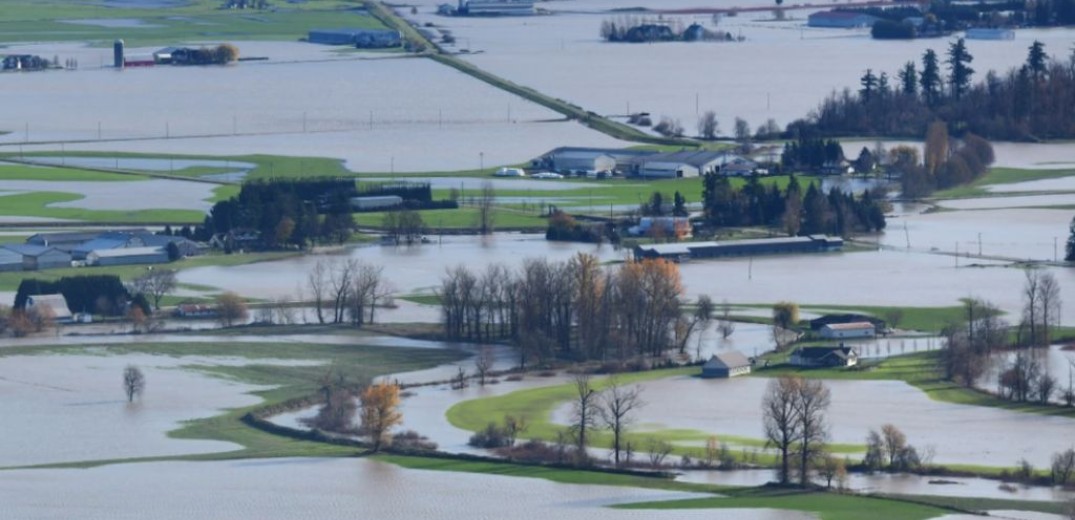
[810,314,885,332]
[790,345,859,368]
[458,0,534,16]
[351,195,403,211]
[819,322,876,339]
[634,235,843,261]
[4,245,72,270]
[0,247,23,272]
[636,151,727,179]
[25,294,73,323]
[701,351,752,378]
[87,247,169,267]
[174,303,218,319]
[26,231,101,250]
[533,147,653,174]
[308,28,403,48]
[807,11,881,28]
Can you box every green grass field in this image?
[0,0,386,47]
[0,163,138,181]
[932,167,1075,199]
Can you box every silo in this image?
[113,39,125,69]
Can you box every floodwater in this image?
[0,179,215,212]
[0,352,305,467]
[989,177,1075,194]
[546,375,1075,467]
[18,156,256,178]
[0,457,781,520]
[403,0,1075,133]
[176,233,1075,326]
[59,18,163,28]
[0,42,623,172]
[880,208,1073,262]
[937,194,1075,211]
[979,344,1075,402]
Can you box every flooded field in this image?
[0,178,216,212]
[402,1,1075,134]
[549,375,1075,467]
[0,352,303,467]
[0,42,621,172]
[880,208,1073,262]
[0,457,753,520]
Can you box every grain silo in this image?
[113,39,124,69]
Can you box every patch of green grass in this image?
[617,488,951,520]
[399,294,441,305]
[933,167,1075,199]
[354,207,547,230]
[372,454,724,493]
[887,494,1067,516]
[0,164,139,181]
[760,303,980,333]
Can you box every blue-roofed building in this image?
[308,28,403,48]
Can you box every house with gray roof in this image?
[636,150,730,178]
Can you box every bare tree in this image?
[123,365,145,402]
[308,260,328,324]
[570,374,601,457]
[817,454,841,489]
[1052,448,1075,485]
[216,291,248,327]
[763,376,802,485]
[477,180,496,235]
[796,378,831,486]
[880,423,907,468]
[329,259,357,324]
[677,295,714,356]
[130,268,177,310]
[474,345,494,386]
[718,299,736,339]
[600,377,644,466]
[697,111,719,140]
[646,437,674,468]
[1038,271,1061,347]
[1023,268,1042,346]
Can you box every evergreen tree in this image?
[920,49,942,106]
[898,61,917,96]
[947,38,974,100]
[1026,40,1048,81]
[859,69,878,103]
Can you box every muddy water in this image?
[880,208,1072,262]
[0,457,779,520]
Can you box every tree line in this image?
[702,174,886,237]
[438,253,691,364]
[306,258,393,327]
[201,178,358,250]
[940,269,1072,406]
[15,275,134,316]
[788,40,1075,141]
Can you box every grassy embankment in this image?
[0,0,387,47]
[932,167,1075,199]
[378,454,1068,519]
[1,339,465,469]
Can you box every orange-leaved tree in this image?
[360,382,402,452]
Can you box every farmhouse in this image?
[3,245,72,270]
[819,322,877,339]
[701,351,752,378]
[807,11,881,28]
[25,294,73,323]
[87,247,169,267]
[634,235,843,261]
[790,345,859,368]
